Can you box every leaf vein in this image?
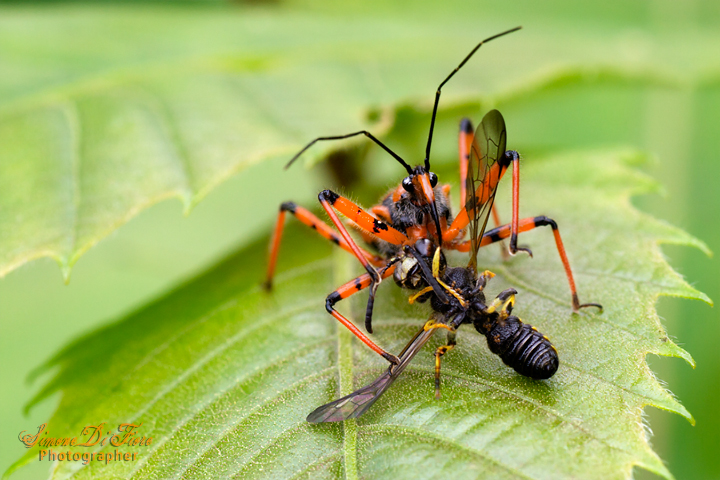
[361,423,536,480]
[287,451,342,480]
[404,365,637,457]
[132,345,337,479]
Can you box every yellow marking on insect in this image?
[436,345,453,355]
[484,301,499,314]
[408,286,434,304]
[436,278,467,307]
[432,247,442,277]
[423,319,454,332]
[486,293,515,315]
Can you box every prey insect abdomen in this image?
[485,316,558,380]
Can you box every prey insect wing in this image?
[307,324,440,423]
[466,109,507,273]
[306,372,394,423]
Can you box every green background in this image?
[1,1,718,479]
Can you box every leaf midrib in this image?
[335,251,360,480]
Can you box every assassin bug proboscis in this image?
[265,26,601,368]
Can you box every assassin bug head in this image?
[400,166,443,245]
[401,171,438,193]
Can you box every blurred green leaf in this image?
[7,150,709,479]
[3,2,720,280]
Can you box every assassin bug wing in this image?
[307,325,439,423]
[465,109,507,273]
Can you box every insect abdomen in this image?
[485,316,558,379]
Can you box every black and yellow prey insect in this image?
[307,242,558,423]
[307,108,598,423]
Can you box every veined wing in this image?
[465,109,507,273]
[306,324,439,423]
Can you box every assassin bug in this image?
[265,26,600,367]
[306,109,574,423]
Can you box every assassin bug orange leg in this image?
[319,189,408,281]
[490,204,511,259]
[459,215,602,311]
[506,151,532,257]
[264,201,385,290]
[444,149,530,256]
[318,189,411,332]
[447,110,598,312]
[326,266,401,365]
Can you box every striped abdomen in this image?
[484,315,558,379]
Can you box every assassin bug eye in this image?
[428,172,438,187]
[402,176,415,193]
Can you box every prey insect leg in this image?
[434,330,457,399]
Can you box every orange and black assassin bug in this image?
[264,26,600,366]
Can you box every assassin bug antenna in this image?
[284,130,413,175]
[423,26,522,171]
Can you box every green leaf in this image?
[7,149,709,479]
[3,2,720,280]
